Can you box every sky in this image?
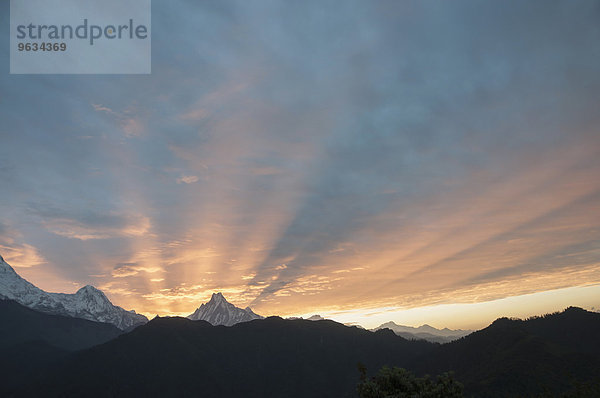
[1,0,599,330]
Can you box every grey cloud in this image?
[243,0,600,300]
[1,0,599,308]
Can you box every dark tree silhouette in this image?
[357,364,463,398]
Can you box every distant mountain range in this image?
[0,255,147,329]
[288,316,471,343]
[286,314,328,321]
[187,292,263,326]
[373,321,473,343]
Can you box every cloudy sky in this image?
[1,0,599,329]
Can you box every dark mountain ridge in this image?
[18,315,434,398]
[413,306,600,397]
[0,299,123,396]
[3,303,600,397]
[0,299,122,351]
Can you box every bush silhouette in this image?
[357,364,463,397]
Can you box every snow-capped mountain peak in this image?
[187,292,263,326]
[76,285,108,299]
[0,254,147,329]
[77,284,102,294]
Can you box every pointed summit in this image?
[0,258,11,273]
[210,292,225,303]
[187,293,263,326]
[76,285,105,296]
[0,253,14,272]
[74,285,113,308]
